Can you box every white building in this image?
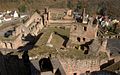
[13,11,19,18]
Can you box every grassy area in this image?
[50,13,65,20]
[51,33,64,48]
[28,46,57,57]
[28,27,108,60]
[60,48,96,60]
[9,27,108,60]
[98,52,108,60]
[28,27,70,57]
[29,46,108,60]
[36,27,70,46]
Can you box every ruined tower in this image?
[82,8,88,24]
[43,8,50,27]
[68,17,99,48]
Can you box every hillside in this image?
[0,0,120,18]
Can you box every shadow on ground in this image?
[18,33,43,51]
[0,51,40,75]
[54,32,69,47]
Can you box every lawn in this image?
[28,27,70,57]
[36,27,70,46]
[11,27,108,60]
[28,27,108,60]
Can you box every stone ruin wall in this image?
[0,34,23,49]
[69,24,98,46]
[49,20,75,24]
[30,22,44,36]
[0,41,13,49]
[12,34,23,49]
[48,8,74,26]
[25,12,42,27]
[13,25,22,36]
[0,12,44,50]
[58,57,108,75]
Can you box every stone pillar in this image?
[82,8,88,24]
[43,7,50,27]
[94,24,98,38]
[43,14,49,26]
[48,11,50,23]
[46,33,53,47]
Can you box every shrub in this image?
[18,4,27,12]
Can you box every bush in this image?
[18,4,27,12]
[67,0,73,9]
[77,0,82,9]
[97,1,107,16]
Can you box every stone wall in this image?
[30,22,44,36]
[0,34,23,49]
[58,57,107,75]
[13,25,22,36]
[98,39,111,59]
[12,34,23,49]
[49,20,75,24]
[69,22,98,46]
[0,41,6,48]
[24,12,44,36]
[0,12,44,50]
[25,12,43,27]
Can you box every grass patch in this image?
[61,48,97,60]
[51,33,64,48]
[36,27,70,46]
[28,45,57,57]
[30,27,70,57]
[98,52,108,60]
